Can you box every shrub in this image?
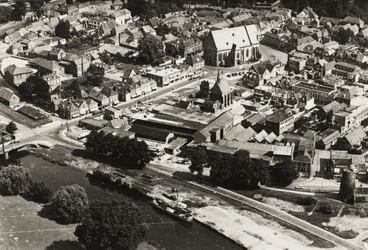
[28,182,52,203]
[51,184,88,224]
[0,165,32,195]
[296,197,316,206]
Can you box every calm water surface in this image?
[19,153,244,250]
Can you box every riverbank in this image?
[21,145,338,249]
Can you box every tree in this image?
[75,199,149,250]
[338,169,355,204]
[127,0,157,18]
[199,80,210,98]
[138,35,164,65]
[19,75,50,100]
[51,184,88,223]
[188,150,208,177]
[209,152,232,184]
[85,132,151,168]
[273,159,298,187]
[232,150,258,187]
[12,0,26,20]
[28,182,52,203]
[55,20,71,39]
[29,0,44,18]
[0,165,32,195]
[87,64,105,76]
[0,6,12,23]
[6,121,17,135]
[333,28,354,44]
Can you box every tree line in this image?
[188,149,298,188]
[281,0,368,22]
[85,130,152,168]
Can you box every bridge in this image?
[1,140,54,159]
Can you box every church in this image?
[203,25,260,66]
[210,71,233,109]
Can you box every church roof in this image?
[211,74,231,95]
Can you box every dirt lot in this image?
[237,189,359,239]
[0,103,51,128]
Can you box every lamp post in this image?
[66,105,70,138]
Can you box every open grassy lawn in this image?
[0,195,81,250]
[0,103,51,128]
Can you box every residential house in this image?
[86,98,99,113]
[341,16,364,28]
[203,25,259,66]
[3,65,33,87]
[48,47,67,61]
[111,9,132,25]
[58,99,80,119]
[89,89,110,108]
[100,87,119,106]
[4,31,21,44]
[186,55,205,74]
[0,87,20,108]
[42,73,61,92]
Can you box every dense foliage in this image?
[19,75,50,100]
[75,199,149,250]
[85,131,151,168]
[55,20,71,39]
[188,149,208,176]
[6,121,17,135]
[272,159,298,187]
[138,35,165,65]
[281,0,368,22]
[51,184,88,223]
[0,6,12,24]
[209,150,269,188]
[0,165,32,195]
[28,181,52,203]
[63,34,100,50]
[12,0,26,21]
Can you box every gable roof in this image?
[209,25,258,51]
[211,76,231,95]
[194,111,234,142]
[0,87,17,101]
[344,126,366,146]
[4,65,33,76]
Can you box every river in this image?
[16,153,244,250]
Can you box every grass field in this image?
[0,195,81,250]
